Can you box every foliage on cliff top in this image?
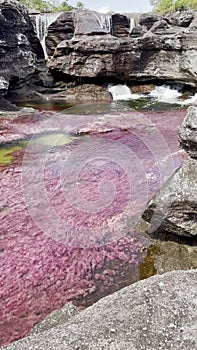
[18,0,84,12]
[151,0,197,13]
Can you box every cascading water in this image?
[74,11,111,36]
[149,85,182,103]
[109,84,197,106]
[108,84,143,100]
[35,13,61,58]
[96,13,112,33]
[129,17,135,34]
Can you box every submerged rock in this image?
[2,270,197,350]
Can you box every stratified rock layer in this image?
[0,0,42,107]
[47,10,197,86]
[2,270,197,350]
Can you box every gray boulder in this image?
[142,158,197,237]
[179,106,197,158]
[2,270,197,350]
[143,106,197,239]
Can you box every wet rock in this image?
[2,270,197,350]
[73,10,109,36]
[0,0,43,109]
[49,83,112,103]
[179,106,197,158]
[47,11,197,86]
[143,158,197,238]
[111,14,130,37]
[0,97,19,111]
[46,12,74,57]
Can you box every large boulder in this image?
[0,0,42,108]
[142,158,197,238]
[2,270,197,350]
[47,10,197,86]
[142,106,197,239]
[179,106,197,158]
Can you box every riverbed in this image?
[0,100,196,346]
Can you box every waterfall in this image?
[129,17,135,34]
[97,13,112,33]
[35,13,61,58]
[108,84,144,101]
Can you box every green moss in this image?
[0,145,23,165]
[31,133,76,146]
[139,245,160,280]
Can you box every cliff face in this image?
[47,10,197,87]
[0,0,42,109]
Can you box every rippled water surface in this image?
[1,101,196,346]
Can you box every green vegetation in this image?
[150,0,197,13]
[18,0,85,12]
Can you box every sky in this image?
[69,0,152,13]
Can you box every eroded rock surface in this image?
[143,106,197,239]
[0,0,42,108]
[143,158,197,237]
[47,10,197,86]
[179,106,197,158]
[2,270,197,350]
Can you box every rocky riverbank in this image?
[2,270,196,350]
[142,106,197,242]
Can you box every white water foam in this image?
[109,84,197,106]
[94,13,111,33]
[182,92,197,105]
[108,84,144,101]
[149,85,182,103]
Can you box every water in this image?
[0,99,196,347]
[108,84,144,101]
[35,13,61,58]
[129,17,135,33]
[95,13,111,33]
[109,83,197,108]
[149,85,182,103]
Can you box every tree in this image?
[150,0,197,13]
[76,1,84,9]
[18,0,75,12]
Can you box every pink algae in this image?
[0,109,187,346]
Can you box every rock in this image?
[142,106,197,239]
[179,106,197,158]
[46,12,74,57]
[0,97,19,111]
[2,270,197,350]
[111,14,130,37]
[142,158,197,238]
[49,83,112,103]
[73,10,109,36]
[47,11,197,86]
[30,303,79,335]
[0,0,43,108]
